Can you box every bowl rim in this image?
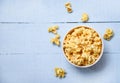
[62,25,104,68]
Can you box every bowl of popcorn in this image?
[62,26,104,68]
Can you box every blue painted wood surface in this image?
[0,0,120,83]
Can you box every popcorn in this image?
[65,2,73,13]
[63,26,102,66]
[48,25,59,34]
[51,34,60,46]
[81,13,89,22]
[48,25,61,46]
[103,28,114,40]
[54,67,66,78]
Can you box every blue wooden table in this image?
[0,0,120,83]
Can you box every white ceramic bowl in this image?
[62,26,104,68]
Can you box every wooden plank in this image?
[0,23,119,54]
[0,0,120,22]
[0,53,118,83]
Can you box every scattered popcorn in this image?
[81,13,89,22]
[54,67,66,78]
[65,2,73,13]
[51,34,60,46]
[48,25,59,34]
[48,25,61,46]
[103,28,114,40]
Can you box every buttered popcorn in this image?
[63,26,102,66]
[103,28,114,40]
[65,2,72,13]
[81,13,89,22]
[54,67,66,78]
[51,34,60,46]
[48,25,59,34]
[48,25,61,46]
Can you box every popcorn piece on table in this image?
[54,67,66,78]
[65,2,73,13]
[48,25,59,34]
[51,34,60,46]
[103,28,114,40]
[81,13,89,22]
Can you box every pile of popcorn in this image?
[63,26,102,66]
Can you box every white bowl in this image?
[62,26,104,68]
